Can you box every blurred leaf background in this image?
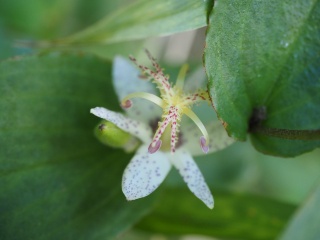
[0,0,319,240]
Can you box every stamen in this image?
[151,115,171,146]
[121,99,132,109]
[121,92,164,108]
[176,64,189,90]
[129,51,171,97]
[182,90,210,106]
[138,74,149,80]
[171,123,177,153]
[148,140,162,154]
[170,107,179,153]
[145,49,163,73]
[184,108,209,151]
[200,136,209,154]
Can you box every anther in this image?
[148,140,162,154]
[121,99,132,109]
[200,136,209,154]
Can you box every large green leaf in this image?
[69,0,132,31]
[136,188,296,240]
[0,25,15,60]
[204,0,320,156]
[0,0,74,37]
[0,53,155,240]
[0,0,132,39]
[53,0,206,45]
[48,40,144,60]
[279,181,320,240]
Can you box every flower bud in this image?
[94,120,140,152]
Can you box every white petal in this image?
[113,56,162,122]
[90,107,152,143]
[170,150,214,209]
[181,121,235,156]
[122,145,171,200]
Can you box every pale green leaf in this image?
[55,0,206,45]
[279,181,320,240]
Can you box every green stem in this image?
[252,127,320,140]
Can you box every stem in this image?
[252,127,320,140]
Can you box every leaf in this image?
[203,0,214,24]
[0,53,155,240]
[54,0,206,45]
[279,181,320,240]
[136,188,296,240]
[68,0,130,30]
[204,0,320,156]
[0,0,74,37]
[55,40,144,59]
[0,25,15,60]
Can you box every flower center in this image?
[121,50,210,154]
[149,117,183,152]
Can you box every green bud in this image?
[94,120,140,152]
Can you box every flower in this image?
[90,51,234,208]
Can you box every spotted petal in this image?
[90,107,152,143]
[113,56,162,122]
[122,145,171,200]
[170,149,214,209]
[181,121,235,156]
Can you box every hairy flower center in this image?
[149,117,183,152]
[121,50,210,154]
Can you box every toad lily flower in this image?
[90,51,234,209]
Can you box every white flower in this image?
[90,51,234,209]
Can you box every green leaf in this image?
[54,0,206,45]
[279,181,320,240]
[0,53,155,240]
[204,0,320,156]
[0,0,74,37]
[58,40,144,59]
[69,0,132,31]
[136,188,296,240]
[203,0,214,24]
[0,25,15,60]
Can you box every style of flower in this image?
[90,51,234,208]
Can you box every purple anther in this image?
[200,136,209,154]
[121,99,132,109]
[148,140,162,154]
